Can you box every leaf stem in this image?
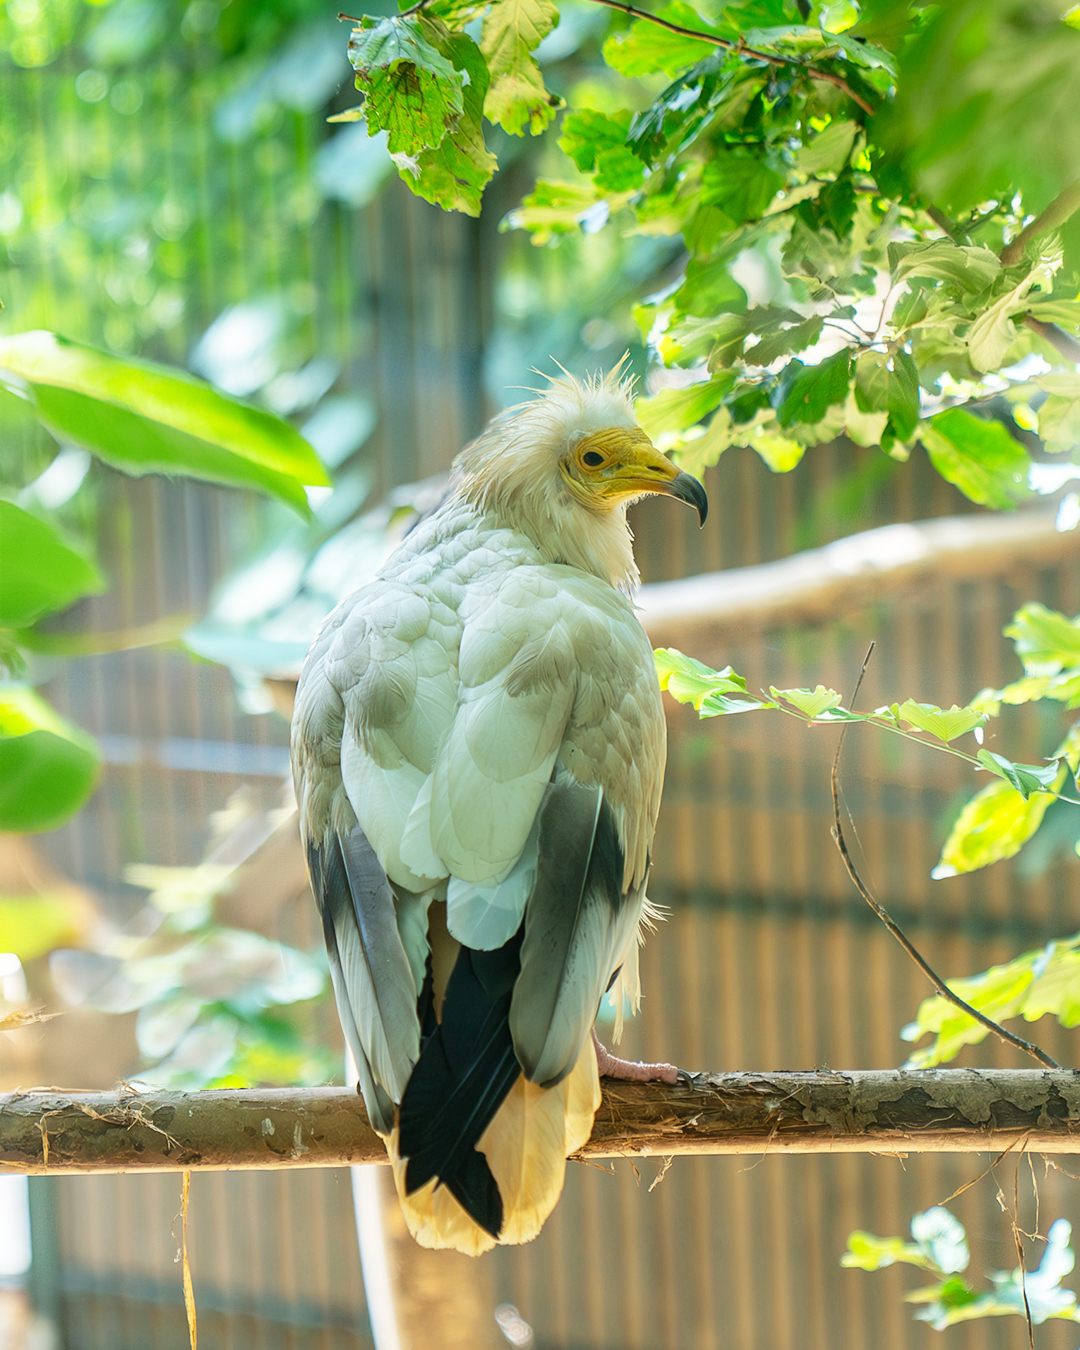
[829,645,1062,1072]
[1001,180,1080,267]
[583,0,875,115]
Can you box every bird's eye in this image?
[581,450,605,467]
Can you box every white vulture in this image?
[291,370,707,1255]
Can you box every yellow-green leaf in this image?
[771,686,843,718]
[895,699,987,742]
[481,0,559,136]
[934,778,1058,877]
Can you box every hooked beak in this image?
[664,471,709,526]
[590,429,709,526]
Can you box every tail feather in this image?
[396,935,523,1237]
[389,1042,601,1253]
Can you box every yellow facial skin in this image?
[561,427,709,524]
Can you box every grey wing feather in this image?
[309,825,421,1132]
[509,779,631,1088]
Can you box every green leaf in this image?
[902,957,1037,1066]
[853,349,919,441]
[935,778,1058,877]
[602,4,719,76]
[0,501,103,628]
[894,699,987,742]
[887,0,1080,212]
[0,331,328,514]
[395,33,497,217]
[920,408,1029,510]
[654,648,749,710]
[481,0,560,136]
[700,150,784,224]
[842,1233,939,1274]
[558,111,644,192]
[504,179,600,242]
[347,14,464,154]
[1036,395,1080,457]
[675,258,748,318]
[976,749,1063,800]
[889,240,1000,293]
[1026,299,1080,329]
[967,271,1039,372]
[0,685,101,833]
[744,316,824,368]
[1004,602,1080,675]
[699,692,776,716]
[774,350,852,429]
[793,119,858,177]
[635,376,733,438]
[770,685,843,718]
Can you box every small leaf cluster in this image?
[0,331,327,835]
[844,1208,1080,1331]
[344,0,559,216]
[345,0,1080,488]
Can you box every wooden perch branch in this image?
[3,1072,1080,1175]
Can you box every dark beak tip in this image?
[671,471,708,527]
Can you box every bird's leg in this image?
[591,1029,678,1085]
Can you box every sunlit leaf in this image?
[0,331,328,514]
[935,777,1058,876]
[346,13,464,154]
[1004,602,1080,675]
[0,685,101,833]
[481,0,560,136]
[894,699,987,742]
[0,500,103,628]
[602,3,719,76]
[635,375,733,437]
[770,685,843,718]
[921,408,1029,510]
[654,648,750,710]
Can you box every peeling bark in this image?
[3,1071,1080,1174]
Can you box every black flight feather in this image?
[397,930,525,1239]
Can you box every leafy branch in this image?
[579,0,875,114]
[827,647,1060,1072]
[657,594,1080,1069]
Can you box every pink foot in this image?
[592,1029,678,1085]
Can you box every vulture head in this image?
[453,369,708,586]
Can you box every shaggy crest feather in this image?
[452,369,642,589]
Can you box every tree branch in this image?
[1001,181,1080,267]
[3,1076,1080,1173]
[582,0,875,115]
[1022,313,1080,363]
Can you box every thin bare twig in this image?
[180,1171,197,1350]
[581,0,875,114]
[1001,180,1080,267]
[830,644,1062,1071]
[1011,1159,1035,1350]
